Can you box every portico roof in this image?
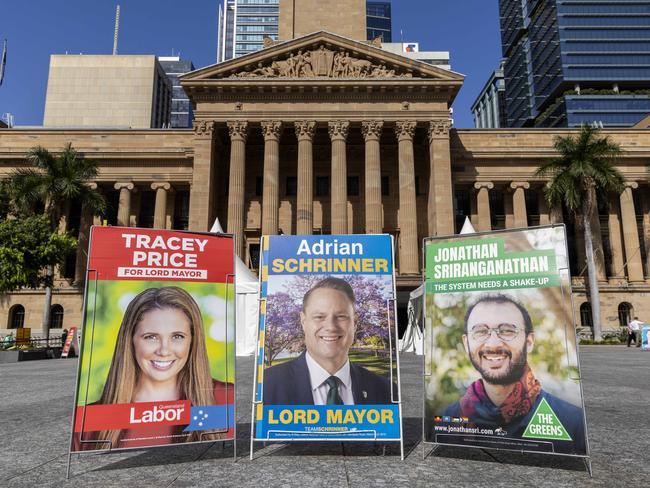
[181,31,464,105]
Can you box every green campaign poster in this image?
[423,225,588,457]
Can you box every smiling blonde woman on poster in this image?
[82,286,232,450]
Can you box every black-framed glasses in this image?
[469,323,521,342]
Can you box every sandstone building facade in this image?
[1,31,649,340]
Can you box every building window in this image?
[415,176,426,196]
[580,303,593,328]
[286,176,297,196]
[248,243,261,271]
[138,190,156,228]
[105,189,120,226]
[489,190,506,230]
[454,188,471,233]
[315,176,329,197]
[9,305,25,329]
[173,190,190,230]
[347,176,359,197]
[618,302,633,328]
[525,189,540,227]
[381,176,389,196]
[63,252,77,280]
[255,177,263,197]
[50,305,64,329]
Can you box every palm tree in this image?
[536,125,624,341]
[7,143,105,342]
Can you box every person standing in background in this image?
[628,316,643,347]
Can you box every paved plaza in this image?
[1,346,649,487]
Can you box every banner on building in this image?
[423,225,589,457]
[70,226,235,452]
[252,235,402,442]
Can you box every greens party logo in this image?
[522,398,572,442]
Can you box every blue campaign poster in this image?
[252,235,402,441]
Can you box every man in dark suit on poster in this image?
[263,277,393,405]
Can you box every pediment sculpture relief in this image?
[230,45,414,79]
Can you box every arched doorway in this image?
[579,302,592,328]
[618,302,633,328]
[50,305,64,329]
[8,305,25,329]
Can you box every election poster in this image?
[61,327,77,358]
[70,226,235,452]
[642,326,650,351]
[252,235,402,443]
[423,225,589,457]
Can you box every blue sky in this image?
[0,0,502,128]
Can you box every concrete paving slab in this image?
[0,346,648,487]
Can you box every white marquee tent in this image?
[399,217,477,355]
[210,219,259,356]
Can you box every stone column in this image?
[226,121,248,258]
[328,121,350,234]
[165,190,175,230]
[510,181,530,228]
[541,182,564,224]
[620,182,644,282]
[189,120,217,231]
[261,120,282,236]
[114,182,135,227]
[588,201,607,282]
[607,196,625,281]
[550,205,564,224]
[362,120,383,234]
[428,119,454,236]
[151,182,171,229]
[295,121,316,235]
[74,182,97,285]
[538,189,550,225]
[57,201,71,234]
[395,121,419,275]
[642,189,650,279]
[473,182,493,232]
[504,191,514,229]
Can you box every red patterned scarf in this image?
[459,364,541,424]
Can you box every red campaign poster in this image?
[71,226,235,452]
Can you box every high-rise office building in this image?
[499,0,650,128]
[471,61,506,128]
[218,0,280,62]
[367,1,392,42]
[43,55,171,128]
[218,0,392,61]
[381,43,450,70]
[158,56,195,128]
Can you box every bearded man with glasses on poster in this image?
[441,293,585,454]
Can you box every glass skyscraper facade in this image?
[367,2,392,42]
[499,0,650,127]
[218,0,392,61]
[218,0,280,62]
[158,57,195,128]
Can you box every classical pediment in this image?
[182,31,464,82]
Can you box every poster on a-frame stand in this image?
[422,225,592,474]
[67,226,236,478]
[250,234,404,459]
